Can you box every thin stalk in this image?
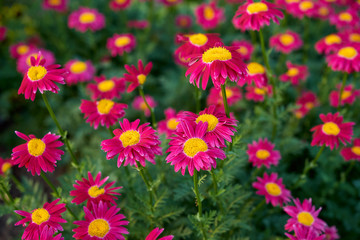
[338,72,348,111]
[249,199,266,217]
[137,166,155,208]
[302,17,310,64]
[195,86,201,113]
[138,86,156,128]
[210,170,224,214]
[0,181,15,206]
[341,160,356,183]
[193,171,208,240]
[11,174,24,192]
[221,84,233,151]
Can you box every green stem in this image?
[338,72,348,111]
[221,84,233,151]
[11,174,24,192]
[303,17,309,64]
[0,181,15,206]
[249,199,266,217]
[193,171,208,240]
[138,86,156,128]
[137,166,155,208]
[341,160,356,183]
[195,86,201,113]
[210,170,224,214]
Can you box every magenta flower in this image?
[175,15,192,28]
[109,0,131,11]
[195,1,224,30]
[330,9,359,30]
[133,95,157,117]
[158,108,182,138]
[107,33,136,57]
[242,62,268,87]
[16,49,55,74]
[0,157,13,175]
[279,61,308,86]
[315,33,344,55]
[207,86,242,111]
[294,91,319,118]
[247,138,281,168]
[340,138,360,161]
[9,42,35,59]
[326,44,360,73]
[87,75,126,100]
[42,0,67,12]
[64,60,95,85]
[270,31,303,54]
[68,7,105,32]
[329,84,360,107]
[231,40,254,61]
[285,225,326,240]
[123,59,153,92]
[324,225,340,240]
[245,84,272,102]
[146,228,174,240]
[40,226,64,240]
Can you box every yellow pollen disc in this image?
[119,130,140,147]
[287,67,299,77]
[70,61,87,74]
[325,0,336,2]
[324,34,341,45]
[31,208,50,225]
[322,122,340,136]
[254,87,266,95]
[88,219,110,238]
[204,6,215,20]
[79,12,96,24]
[167,118,179,130]
[115,0,127,3]
[17,45,29,55]
[338,47,358,60]
[237,46,248,55]
[189,33,208,47]
[88,186,105,198]
[180,18,188,26]
[196,114,219,132]
[49,0,61,6]
[115,36,131,47]
[256,149,270,160]
[305,102,314,110]
[339,12,352,22]
[280,34,295,46]
[28,138,46,157]
[97,99,115,114]
[27,66,47,81]
[350,33,360,43]
[351,146,360,155]
[137,74,147,85]
[220,88,234,98]
[295,111,303,119]
[247,62,265,75]
[246,2,268,14]
[265,183,282,196]
[1,162,12,173]
[299,1,314,11]
[297,212,314,226]
[318,7,329,16]
[285,0,300,3]
[26,53,42,66]
[140,102,148,111]
[202,47,232,63]
[98,80,115,92]
[183,138,208,157]
[341,90,351,100]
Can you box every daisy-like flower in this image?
[73,201,129,240]
[207,86,242,110]
[330,9,359,30]
[42,0,67,12]
[87,75,126,100]
[109,0,131,11]
[133,95,157,117]
[0,157,13,175]
[10,42,35,59]
[186,43,247,89]
[326,44,360,73]
[68,7,105,32]
[40,226,64,240]
[290,0,317,19]
[310,112,354,150]
[64,59,95,85]
[295,91,319,117]
[340,138,360,161]
[285,225,326,240]
[80,99,128,129]
[245,84,272,102]
[329,84,360,107]
[159,0,182,6]
[180,105,238,148]
[158,108,182,138]
[14,198,67,240]
[127,20,149,29]
[107,33,136,57]
[146,228,174,240]
[315,33,343,55]
[232,0,284,31]
[324,225,340,240]
[195,1,224,30]
[343,29,360,47]
[284,198,327,235]
[313,2,334,20]
[123,59,152,92]
[0,26,6,41]
[11,131,64,176]
[231,40,254,61]
[279,61,308,85]
[270,31,303,54]
[242,62,268,87]
[70,172,122,211]
[175,15,192,28]
[166,120,226,176]
[247,138,281,168]
[101,118,162,167]
[17,49,55,74]
[252,172,291,207]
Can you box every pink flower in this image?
[242,62,268,87]
[175,15,192,28]
[324,225,340,240]
[68,7,105,32]
[42,0,67,12]
[247,138,281,168]
[279,61,308,86]
[326,44,360,73]
[107,33,136,57]
[270,31,303,54]
[146,228,174,240]
[40,226,64,240]
[9,42,36,59]
[0,26,6,41]
[123,59,152,92]
[207,86,242,110]
[109,0,131,11]
[87,75,126,100]
[245,84,272,102]
[127,20,149,29]
[285,225,326,240]
[313,2,334,20]
[315,33,344,55]
[0,157,13,175]
[158,0,182,6]
[329,84,360,107]
[294,91,319,118]
[340,138,360,161]
[158,108,183,138]
[64,59,95,85]
[231,40,254,61]
[288,0,317,19]
[16,49,55,74]
[330,9,360,30]
[133,95,157,117]
[195,1,224,30]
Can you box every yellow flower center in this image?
[196,114,219,132]
[305,102,314,110]
[297,212,314,226]
[202,47,232,63]
[98,80,115,92]
[322,122,340,136]
[26,53,42,66]
[189,33,208,47]
[1,162,12,173]
[49,0,61,6]
[285,0,300,3]
[339,12,352,22]
[237,46,248,55]
[338,47,358,60]
[351,146,360,155]
[324,34,341,45]
[183,138,208,157]
[17,45,29,55]
[140,102,148,111]
[287,67,299,77]
[350,33,360,43]
[70,61,87,74]
[204,6,215,20]
[97,99,115,114]
[254,87,266,95]
[137,74,147,85]
[88,186,105,198]
[318,7,329,16]
[115,36,131,47]
[27,138,46,157]
[246,2,268,14]
[167,118,179,130]
[79,12,96,24]
[280,34,295,46]
[220,88,234,98]
[88,219,110,238]
[341,90,351,100]
[295,110,303,119]
[247,62,265,75]
[299,1,314,11]
[119,130,140,147]
[325,0,336,2]
[265,183,282,196]
[115,0,127,3]
[27,66,47,81]
[31,208,50,225]
[256,149,270,160]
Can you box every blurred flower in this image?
[175,15,192,28]
[15,199,66,240]
[207,86,242,110]
[313,2,334,20]
[17,49,55,74]
[340,138,360,161]
[341,29,360,47]
[159,0,182,6]
[232,0,284,31]
[166,120,226,176]
[158,108,182,138]
[133,95,157,117]
[0,26,6,41]
[101,119,162,167]
[294,91,319,118]
[123,59,152,92]
[242,62,268,87]
[9,42,36,59]
[247,138,281,168]
[68,7,105,32]
[326,44,360,73]
[324,225,340,240]
[42,0,67,12]
[73,201,128,240]
[279,61,308,85]
[80,99,127,129]
[245,84,272,102]
[64,60,95,85]
[315,33,344,55]
[0,157,13,175]
[253,172,291,206]
[289,0,317,19]
[87,75,126,100]
[231,40,254,61]
[330,9,359,30]
[107,33,136,56]
[329,84,360,107]
[146,228,174,240]
[40,226,64,240]
[109,0,131,11]
[285,225,326,240]
[270,31,303,54]
[127,20,149,29]
[195,1,224,30]
[310,112,354,150]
